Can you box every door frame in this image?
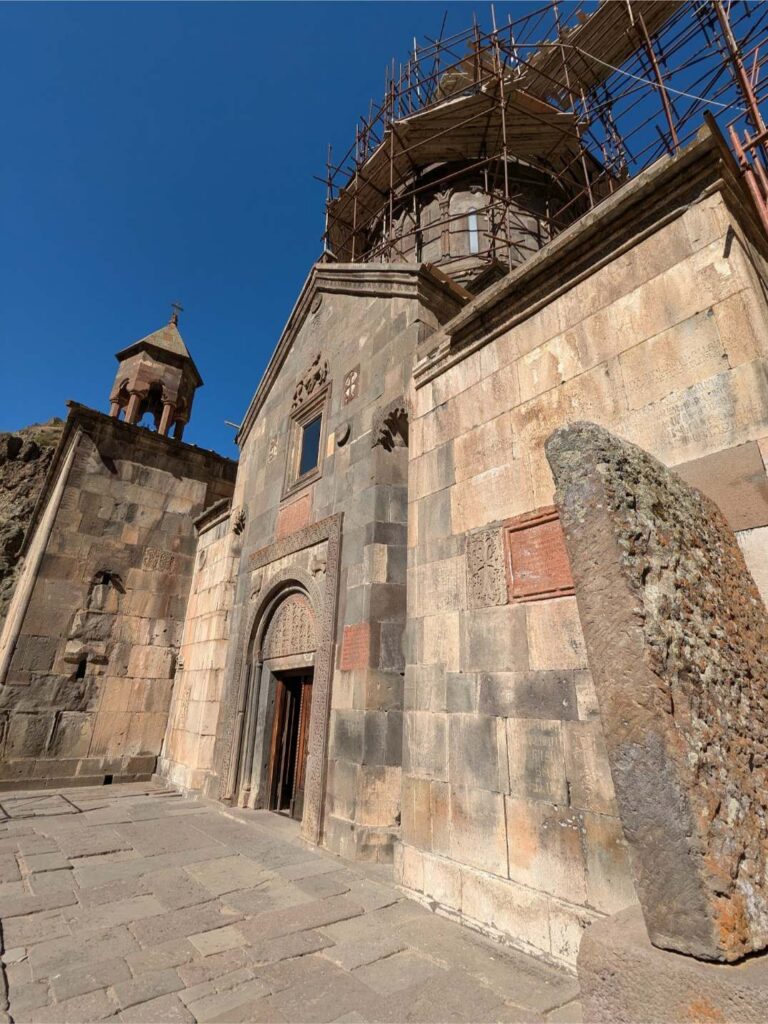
[217,513,342,845]
[266,669,313,818]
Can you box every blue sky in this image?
[1,0,540,455]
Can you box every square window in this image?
[299,415,322,477]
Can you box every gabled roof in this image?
[115,320,203,386]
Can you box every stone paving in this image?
[0,783,581,1024]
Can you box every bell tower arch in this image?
[108,309,202,440]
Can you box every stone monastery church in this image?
[2,0,768,971]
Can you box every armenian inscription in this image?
[503,506,574,602]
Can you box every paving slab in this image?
[0,783,578,1023]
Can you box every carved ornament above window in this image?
[292,354,329,410]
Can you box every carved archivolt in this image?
[262,593,316,660]
[292,354,329,409]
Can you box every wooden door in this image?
[268,672,313,820]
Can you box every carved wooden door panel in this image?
[268,672,313,820]
[290,676,313,821]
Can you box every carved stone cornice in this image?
[236,263,469,446]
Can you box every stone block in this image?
[505,797,586,904]
[579,905,768,1024]
[449,785,508,876]
[479,670,578,721]
[506,719,568,804]
[330,710,364,764]
[461,605,529,673]
[127,645,175,680]
[738,525,768,605]
[355,764,400,827]
[581,810,636,915]
[526,598,587,671]
[421,850,462,911]
[9,636,59,674]
[362,710,402,767]
[547,421,768,962]
[448,714,508,793]
[400,774,432,850]
[674,440,768,532]
[617,308,727,410]
[460,864,551,956]
[562,721,618,817]
[403,711,447,781]
[378,621,405,673]
[445,673,477,713]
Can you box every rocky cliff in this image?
[0,419,64,626]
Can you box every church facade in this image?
[3,9,768,970]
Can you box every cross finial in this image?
[170,301,184,326]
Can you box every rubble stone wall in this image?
[399,174,768,965]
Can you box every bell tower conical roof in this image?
[108,309,202,441]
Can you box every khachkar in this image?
[546,422,768,1023]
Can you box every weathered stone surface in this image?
[546,421,768,962]
[579,905,768,1024]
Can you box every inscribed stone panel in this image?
[503,506,574,602]
[339,623,370,672]
[275,493,312,541]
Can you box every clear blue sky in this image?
[3,0,545,455]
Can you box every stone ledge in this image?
[578,904,768,1024]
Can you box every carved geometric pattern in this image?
[142,547,176,573]
[343,366,359,405]
[466,528,507,609]
[262,594,317,660]
[292,353,329,410]
[504,505,575,603]
[249,513,339,570]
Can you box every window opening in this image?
[299,415,322,477]
[468,208,479,254]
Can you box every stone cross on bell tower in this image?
[108,310,202,441]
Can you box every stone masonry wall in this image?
[210,270,461,861]
[399,184,768,966]
[0,409,235,787]
[159,504,238,793]
[225,286,416,859]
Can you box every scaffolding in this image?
[321,1,768,277]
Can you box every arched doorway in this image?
[235,587,318,819]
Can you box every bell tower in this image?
[108,309,202,441]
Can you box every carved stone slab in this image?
[142,547,176,573]
[466,529,507,608]
[262,593,316,660]
[546,421,768,963]
[503,506,574,603]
